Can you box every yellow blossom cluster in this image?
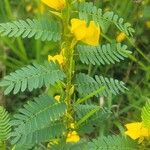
[66,123,80,143]
[66,131,80,143]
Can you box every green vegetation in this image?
[0,0,150,149]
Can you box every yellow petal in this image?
[125,122,150,140]
[66,131,80,143]
[82,21,100,46]
[48,54,64,65]
[47,139,59,148]
[53,55,64,65]
[140,123,150,137]
[42,0,66,10]
[70,123,75,129]
[71,19,100,46]
[116,32,126,42]
[54,95,61,102]
[71,19,87,40]
[26,5,33,12]
[125,122,142,139]
[48,55,55,62]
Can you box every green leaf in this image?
[0,62,66,95]
[76,73,127,97]
[88,135,138,150]
[15,122,66,146]
[141,101,150,128]
[0,18,61,41]
[77,43,131,66]
[10,94,67,145]
[0,106,11,141]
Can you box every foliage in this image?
[49,135,138,150]
[0,106,11,141]
[10,94,67,145]
[0,0,150,149]
[0,106,11,150]
[0,18,61,42]
[0,62,65,95]
[76,73,127,97]
[141,101,150,128]
[87,135,138,150]
[77,43,131,65]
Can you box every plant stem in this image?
[65,42,74,106]
[4,0,12,20]
[62,1,77,127]
[76,108,100,127]
[75,87,105,105]
[126,36,150,64]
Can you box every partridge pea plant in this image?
[0,0,143,149]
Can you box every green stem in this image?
[35,40,42,62]
[16,38,28,61]
[126,36,150,64]
[1,37,28,63]
[75,87,105,105]
[63,40,77,128]
[4,0,12,20]
[101,33,112,43]
[65,44,74,106]
[76,107,100,127]
[62,1,77,127]
[128,54,148,71]
[88,64,92,75]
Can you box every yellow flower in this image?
[116,32,126,42]
[47,139,59,148]
[48,54,64,65]
[125,122,150,142]
[71,19,100,46]
[66,131,80,143]
[54,95,60,102]
[70,123,75,129]
[145,21,150,28]
[26,4,33,12]
[41,0,66,11]
[71,19,86,41]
